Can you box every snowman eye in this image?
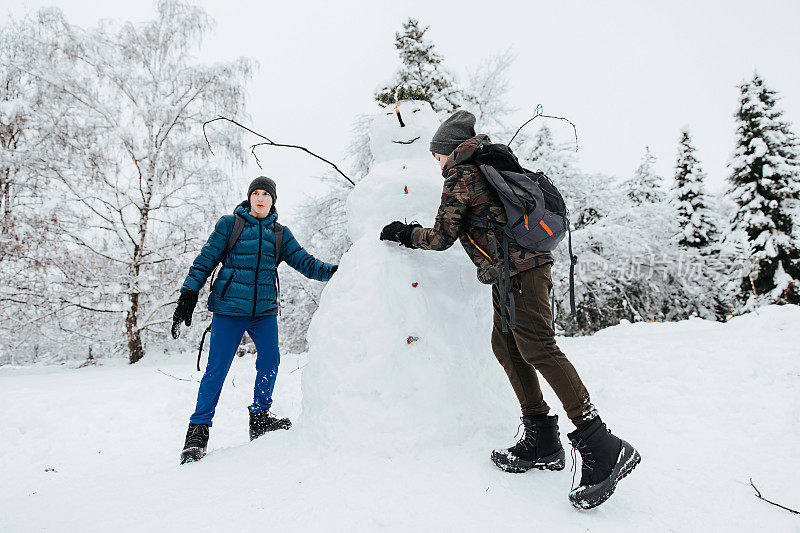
[386,112,394,115]
[412,109,420,113]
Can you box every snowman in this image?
[300,100,516,451]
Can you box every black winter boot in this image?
[249,409,291,441]
[180,423,209,465]
[491,414,565,473]
[567,417,640,509]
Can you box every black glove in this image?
[380,221,406,242]
[380,221,421,248]
[171,291,198,339]
[397,223,421,248]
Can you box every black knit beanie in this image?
[247,176,277,204]
[429,110,477,156]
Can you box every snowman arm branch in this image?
[507,104,579,151]
[250,141,355,187]
[202,116,356,187]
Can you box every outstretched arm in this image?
[280,226,337,281]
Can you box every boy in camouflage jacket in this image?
[380,110,639,510]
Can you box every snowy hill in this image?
[2,305,799,532]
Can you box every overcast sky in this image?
[4,0,799,225]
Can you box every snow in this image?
[2,305,799,531]
[750,137,769,159]
[2,101,798,528]
[3,96,798,530]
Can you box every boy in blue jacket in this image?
[172,176,337,464]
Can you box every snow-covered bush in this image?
[551,201,727,335]
[515,124,622,230]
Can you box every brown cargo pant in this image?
[491,263,598,428]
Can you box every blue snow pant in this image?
[190,313,280,426]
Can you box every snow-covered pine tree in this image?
[528,135,720,333]
[672,128,717,249]
[624,146,665,204]
[727,73,800,306]
[375,18,461,112]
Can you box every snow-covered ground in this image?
[2,305,799,532]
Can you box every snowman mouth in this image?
[392,136,420,145]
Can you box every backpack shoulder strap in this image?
[273,221,284,317]
[273,221,284,263]
[222,214,246,264]
[208,214,245,287]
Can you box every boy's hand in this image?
[380,221,406,242]
[171,291,198,339]
[380,221,421,248]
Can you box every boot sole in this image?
[249,418,292,441]
[491,447,566,473]
[569,439,641,510]
[180,446,206,465]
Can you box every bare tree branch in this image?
[157,368,199,383]
[750,478,800,515]
[59,298,124,314]
[508,104,579,150]
[202,116,355,187]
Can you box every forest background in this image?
[2,0,799,364]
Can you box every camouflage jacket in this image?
[411,134,553,285]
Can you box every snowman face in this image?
[369,100,441,163]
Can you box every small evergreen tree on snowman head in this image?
[375,18,461,112]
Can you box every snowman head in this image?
[369,100,441,163]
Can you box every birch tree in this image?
[13,1,252,363]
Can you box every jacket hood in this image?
[441,134,491,176]
[234,201,278,225]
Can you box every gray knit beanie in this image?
[247,176,277,204]
[429,110,477,156]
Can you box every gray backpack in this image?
[468,143,577,331]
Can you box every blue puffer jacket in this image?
[181,202,336,316]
